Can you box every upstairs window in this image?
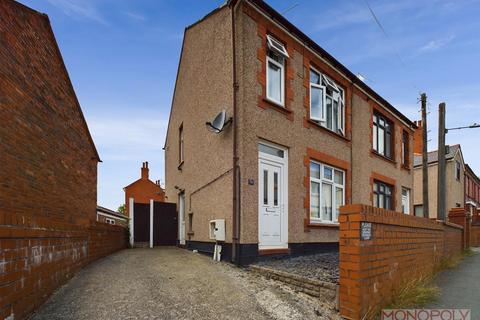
[266,35,288,106]
[373,113,393,159]
[309,68,345,135]
[455,161,461,181]
[373,180,393,210]
[402,130,409,166]
[179,124,184,165]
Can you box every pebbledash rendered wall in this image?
[338,204,464,320]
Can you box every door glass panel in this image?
[310,182,320,219]
[259,144,284,158]
[263,170,268,205]
[322,183,332,221]
[273,172,278,206]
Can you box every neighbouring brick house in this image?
[465,164,480,221]
[164,0,416,264]
[124,162,165,216]
[97,206,128,227]
[0,1,126,318]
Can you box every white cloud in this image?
[46,0,107,24]
[124,11,147,22]
[418,35,455,52]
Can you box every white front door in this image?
[179,193,186,245]
[258,143,288,249]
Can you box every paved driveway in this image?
[31,247,339,320]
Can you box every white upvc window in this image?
[266,35,288,106]
[105,218,115,225]
[310,161,345,223]
[401,187,410,214]
[309,68,345,135]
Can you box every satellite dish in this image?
[206,110,232,133]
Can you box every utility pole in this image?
[438,103,446,221]
[421,93,429,218]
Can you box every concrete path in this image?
[425,248,480,319]
[31,247,339,320]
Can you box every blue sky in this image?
[19,0,480,210]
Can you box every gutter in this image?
[230,0,241,265]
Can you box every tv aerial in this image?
[206,110,232,133]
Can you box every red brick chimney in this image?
[413,120,423,155]
[141,162,149,179]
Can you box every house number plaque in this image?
[360,222,372,240]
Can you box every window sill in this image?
[307,221,340,228]
[307,120,350,142]
[401,164,411,172]
[263,98,292,115]
[371,150,396,165]
[178,161,184,171]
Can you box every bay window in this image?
[309,68,345,135]
[266,35,288,106]
[310,161,345,223]
[373,113,393,159]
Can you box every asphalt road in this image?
[31,247,338,320]
[425,248,480,319]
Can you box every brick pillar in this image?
[448,208,471,249]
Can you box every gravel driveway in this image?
[31,247,340,320]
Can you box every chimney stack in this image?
[413,120,423,155]
[141,161,149,179]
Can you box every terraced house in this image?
[164,0,416,264]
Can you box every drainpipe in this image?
[349,81,354,204]
[230,0,241,265]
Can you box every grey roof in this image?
[413,144,461,167]
[96,205,128,219]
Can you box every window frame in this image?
[414,204,423,217]
[309,67,345,135]
[402,130,409,167]
[455,161,461,181]
[266,50,285,106]
[105,218,115,225]
[373,180,394,210]
[178,123,184,165]
[309,160,345,224]
[401,187,410,214]
[373,112,393,159]
[266,35,289,58]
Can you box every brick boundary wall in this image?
[448,208,472,249]
[339,204,464,320]
[0,213,127,320]
[471,225,480,247]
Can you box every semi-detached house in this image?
[164,0,416,264]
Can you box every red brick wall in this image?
[339,204,464,320]
[0,2,127,319]
[0,0,99,226]
[472,225,480,247]
[0,214,127,320]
